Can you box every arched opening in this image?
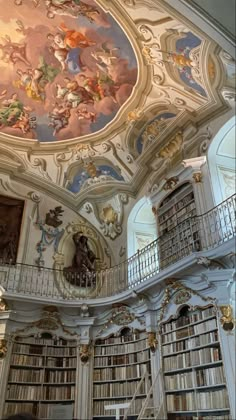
[127,197,157,258]
[208,116,235,204]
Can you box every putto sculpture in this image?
[63,232,97,287]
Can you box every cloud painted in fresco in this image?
[67,164,125,194]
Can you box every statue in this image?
[63,232,97,287]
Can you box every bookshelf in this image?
[4,332,77,420]
[93,328,151,419]
[157,183,200,267]
[160,305,231,420]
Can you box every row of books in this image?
[93,380,146,398]
[4,403,36,416]
[162,331,218,354]
[161,307,215,333]
[165,365,225,390]
[42,386,75,400]
[93,363,149,381]
[11,353,77,368]
[164,346,221,371]
[44,369,76,383]
[159,193,194,223]
[11,354,43,367]
[94,340,147,356]
[12,343,76,357]
[8,368,42,383]
[7,385,41,400]
[94,350,149,367]
[95,332,145,346]
[93,397,145,416]
[162,318,217,343]
[167,388,229,411]
[15,337,76,347]
[45,356,76,368]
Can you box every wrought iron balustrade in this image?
[0,194,235,300]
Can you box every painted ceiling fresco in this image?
[0,0,137,141]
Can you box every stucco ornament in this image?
[100,204,121,239]
[158,132,183,159]
[174,290,192,305]
[35,204,65,267]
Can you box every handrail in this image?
[0,194,235,300]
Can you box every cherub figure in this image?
[91,42,120,67]
[77,107,96,123]
[48,102,71,135]
[0,36,30,67]
[45,0,99,22]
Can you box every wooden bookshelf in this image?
[4,333,77,420]
[93,328,151,419]
[157,183,200,267]
[160,305,231,420]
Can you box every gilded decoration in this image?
[163,176,179,191]
[159,279,216,323]
[174,290,192,305]
[158,132,183,159]
[0,298,9,312]
[193,172,202,183]
[219,305,235,331]
[147,332,158,353]
[97,305,145,335]
[79,344,91,363]
[0,339,7,359]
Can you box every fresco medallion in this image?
[0,0,138,142]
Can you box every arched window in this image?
[127,197,157,258]
[208,116,235,204]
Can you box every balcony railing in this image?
[0,194,235,301]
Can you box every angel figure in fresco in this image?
[48,102,71,135]
[58,22,96,49]
[0,92,35,134]
[12,112,34,134]
[47,25,94,72]
[45,0,100,23]
[0,35,31,67]
[14,58,59,101]
[56,79,93,107]
[78,71,119,103]
[0,93,27,127]
[91,43,120,68]
[77,107,96,123]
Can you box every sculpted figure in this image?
[63,232,97,286]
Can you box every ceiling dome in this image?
[0,0,137,142]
